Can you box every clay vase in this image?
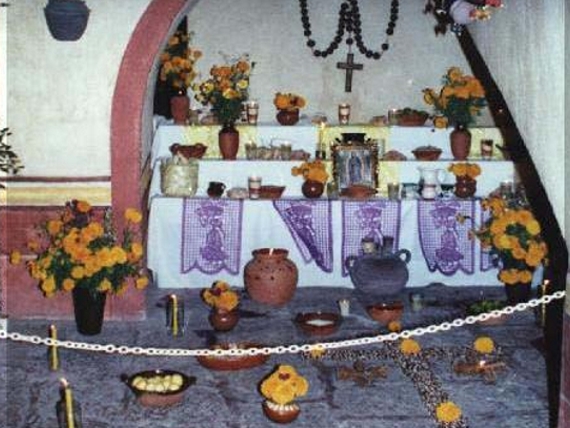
[244,248,298,306]
[262,401,301,424]
[450,124,472,160]
[454,175,477,198]
[218,123,240,160]
[276,109,300,126]
[301,180,324,198]
[505,282,532,306]
[170,94,189,125]
[208,308,239,332]
[72,288,106,335]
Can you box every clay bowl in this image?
[169,143,207,159]
[366,301,404,326]
[262,401,301,424]
[341,184,377,199]
[412,146,442,161]
[295,312,342,336]
[396,112,429,127]
[122,369,195,407]
[258,185,286,199]
[195,342,270,371]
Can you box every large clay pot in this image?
[244,248,298,306]
[505,282,532,306]
[450,124,472,160]
[208,309,239,332]
[276,109,300,126]
[72,288,106,335]
[301,180,324,198]
[170,94,189,125]
[454,175,477,198]
[219,123,240,160]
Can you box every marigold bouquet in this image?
[291,160,329,184]
[448,162,481,179]
[423,66,487,127]
[159,30,202,91]
[260,364,309,406]
[273,92,306,111]
[471,196,548,285]
[193,54,254,124]
[27,200,147,297]
[201,280,239,312]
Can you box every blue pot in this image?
[44,0,90,41]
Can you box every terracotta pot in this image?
[218,123,240,160]
[244,248,298,306]
[72,288,106,335]
[262,400,300,424]
[170,94,189,125]
[450,124,472,160]
[208,309,239,332]
[504,282,532,305]
[276,109,300,126]
[454,175,477,198]
[301,180,324,198]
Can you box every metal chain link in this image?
[0,290,564,357]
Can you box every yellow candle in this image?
[541,280,550,327]
[60,378,75,428]
[49,324,59,371]
[318,122,326,146]
[171,294,178,336]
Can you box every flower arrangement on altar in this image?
[260,364,309,422]
[291,160,328,184]
[193,54,254,125]
[273,92,307,111]
[422,67,487,128]
[26,200,147,297]
[159,30,202,91]
[448,162,481,180]
[468,196,548,287]
[201,280,239,312]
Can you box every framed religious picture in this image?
[332,140,379,191]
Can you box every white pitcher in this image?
[418,167,446,200]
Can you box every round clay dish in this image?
[123,369,195,408]
[195,343,269,371]
[366,301,404,326]
[295,312,342,336]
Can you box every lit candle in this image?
[541,279,550,327]
[49,324,59,371]
[170,294,178,337]
[269,248,274,256]
[60,378,75,428]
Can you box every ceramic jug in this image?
[418,167,446,200]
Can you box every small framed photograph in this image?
[332,140,378,190]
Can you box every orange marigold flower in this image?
[98,278,112,292]
[9,250,21,265]
[400,338,421,355]
[125,208,142,224]
[436,401,462,423]
[135,276,149,290]
[473,336,494,354]
[388,320,402,332]
[47,220,63,236]
[75,200,91,213]
[62,278,76,292]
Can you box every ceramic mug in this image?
[207,181,226,198]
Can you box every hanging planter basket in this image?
[44,0,91,41]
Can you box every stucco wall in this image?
[469,0,566,234]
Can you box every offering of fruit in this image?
[123,369,195,407]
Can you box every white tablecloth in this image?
[147,196,502,289]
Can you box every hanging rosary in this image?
[299,0,400,92]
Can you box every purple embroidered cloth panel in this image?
[181,198,243,275]
[418,199,475,275]
[480,208,494,271]
[341,200,402,276]
[273,199,333,272]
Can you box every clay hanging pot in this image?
[72,288,106,335]
[454,175,477,198]
[276,109,300,126]
[170,93,189,125]
[450,124,472,160]
[218,123,240,160]
[244,248,298,306]
[208,308,239,332]
[301,180,324,198]
[44,0,90,41]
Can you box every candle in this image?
[170,294,178,336]
[541,280,550,327]
[60,378,75,428]
[49,324,59,371]
[269,248,274,256]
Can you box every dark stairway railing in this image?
[457,29,568,428]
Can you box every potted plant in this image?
[201,280,240,331]
[259,364,309,424]
[422,67,487,159]
[291,159,329,198]
[26,200,148,335]
[448,162,481,198]
[273,92,306,125]
[193,54,254,159]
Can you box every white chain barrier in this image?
[0,291,565,358]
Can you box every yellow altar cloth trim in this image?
[0,186,111,206]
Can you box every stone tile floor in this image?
[0,285,549,427]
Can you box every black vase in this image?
[44,0,90,41]
[72,288,106,335]
[504,282,532,306]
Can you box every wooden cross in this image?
[336,53,363,93]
